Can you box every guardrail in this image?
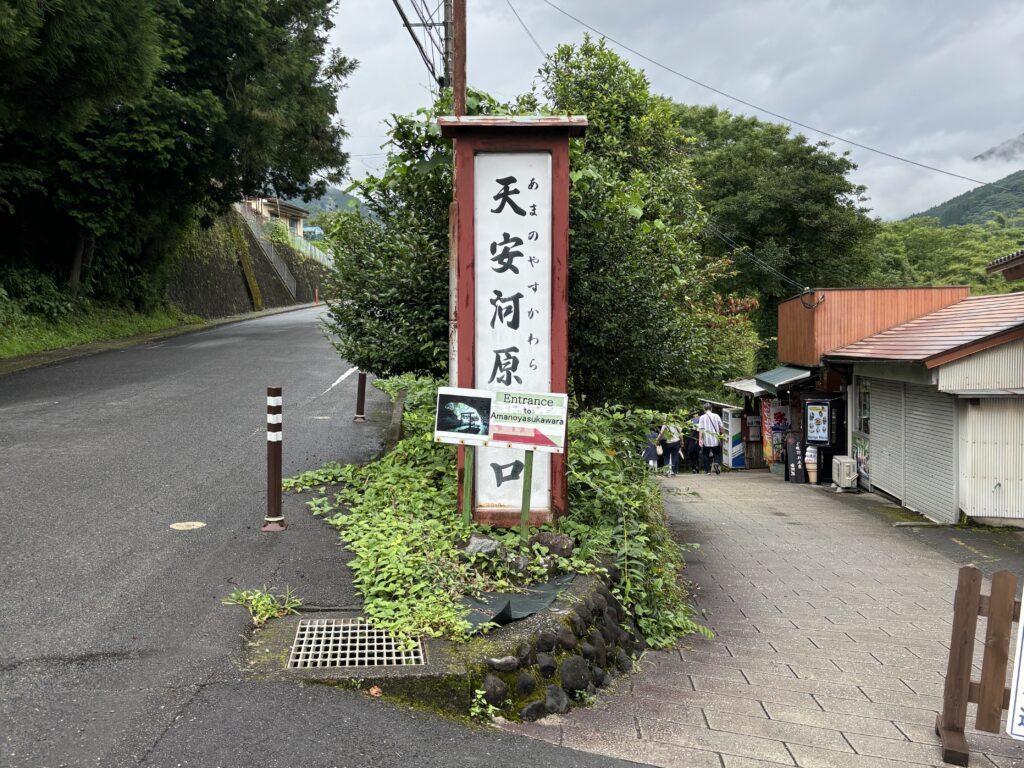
[284,231,331,267]
[234,205,297,299]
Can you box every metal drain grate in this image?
[287,618,424,669]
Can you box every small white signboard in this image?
[1007,588,1024,740]
[433,387,567,455]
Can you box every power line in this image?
[704,220,806,290]
[538,0,1014,194]
[506,0,546,58]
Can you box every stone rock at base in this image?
[572,602,593,626]
[599,613,617,645]
[614,647,631,671]
[465,533,502,557]
[511,554,530,573]
[580,641,596,663]
[521,700,548,722]
[528,531,575,559]
[592,665,608,687]
[515,642,534,668]
[556,625,577,651]
[482,674,508,707]
[516,670,537,697]
[618,631,635,657]
[592,593,608,615]
[535,630,557,652]
[584,595,600,617]
[537,652,557,678]
[487,655,519,672]
[588,628,608,669]
[567,610,587,637]
[586,682,597,696]
[544,684,571,714]
[606,563,621,584]
[559,655,591,693]
[633,627,647,655]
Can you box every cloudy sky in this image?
[330,1,1024,220]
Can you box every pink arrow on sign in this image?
[491,427,558,448]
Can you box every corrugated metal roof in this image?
[988,248,1024,271]
[724,378,768,396]
[753,366,813,394]
[827,293,1024,365]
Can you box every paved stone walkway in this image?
[501,470,1024,767]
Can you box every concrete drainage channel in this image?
[245,569,645,721]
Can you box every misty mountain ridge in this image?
[973,132,1024,164]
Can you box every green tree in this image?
[671,104,880,365]
[2,0,355,305]
[868,216,1021,292]
[323,38,757,404]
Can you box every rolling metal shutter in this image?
[869,379,904,500]
[903,384,958,523]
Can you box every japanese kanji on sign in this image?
[438,116,587,528]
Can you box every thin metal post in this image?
[262,387,287,532]
[354,371,367,423]
[520,450,534,540]
[462,445,474,525]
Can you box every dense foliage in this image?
[914,169,1024,227]
[285,377,707,648]
[671,104,880,365]
[323,40,757,404]
[864,215,1022,292]
[1,0,354,309]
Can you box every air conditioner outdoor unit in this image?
[832,456,858,489]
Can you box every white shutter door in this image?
[903,384,958,523]
[870,379,904,500]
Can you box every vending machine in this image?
[802,395,846,483]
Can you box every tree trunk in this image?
[69,233,86,298]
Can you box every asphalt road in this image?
[0,307,635,768]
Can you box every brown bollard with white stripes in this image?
[261,386,287,532]
[353,371,367,423]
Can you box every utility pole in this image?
[447,0,465,384]
[443,0,454,88]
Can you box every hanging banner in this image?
[473,152,553,509]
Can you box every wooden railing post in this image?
[937,566,983,766]
[977,570,1017,731]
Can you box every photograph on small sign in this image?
[434,387,493,445]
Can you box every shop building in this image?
[825,293,1024,524]
[726,287,969,481]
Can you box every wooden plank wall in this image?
[778,287,970,366]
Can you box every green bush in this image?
[287,377,707,649]
[0,268,73,321]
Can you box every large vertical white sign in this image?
[474,152,552,511]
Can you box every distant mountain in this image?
[286,187,368,217]
[911,168,1024,226]
[974,132,1024,163]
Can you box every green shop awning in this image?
[753,366,813,395]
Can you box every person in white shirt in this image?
[697,403,725,474]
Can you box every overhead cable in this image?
[539,0,1013,193]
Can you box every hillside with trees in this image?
[913,169,1024,226]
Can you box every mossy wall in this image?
[166,210,326,318]
[166,213,254,318]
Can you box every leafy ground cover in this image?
[0,299,197,359]
[285,376,709,649]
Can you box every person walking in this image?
[697,403,725,474]
[641,424,662,469]
[661,420,682,476]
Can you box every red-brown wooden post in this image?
[937,566,983,766]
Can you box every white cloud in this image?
[330,1,1024,220]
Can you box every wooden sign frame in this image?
[438,116,586,528]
